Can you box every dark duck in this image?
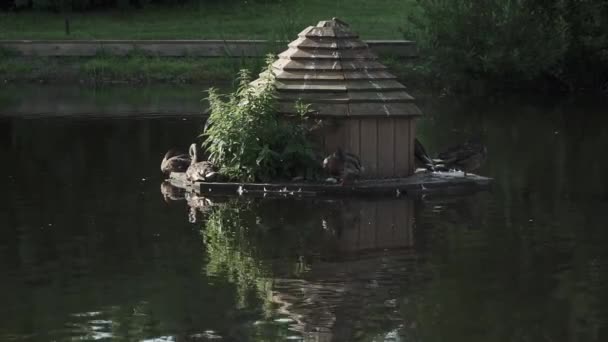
[161,148,191,175]
[185,143,219,182]
[434,136,487,175]
[323,148,363,185]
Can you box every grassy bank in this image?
[0,54,266,84]
[0,52,427,88]
[0,0,412,40]
[4,0,606,93]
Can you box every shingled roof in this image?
[258,18,422,117]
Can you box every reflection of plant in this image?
[202,199,335,310]
[202,55,320,182]
[203,201,274,310]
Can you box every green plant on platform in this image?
[202,55,320,182]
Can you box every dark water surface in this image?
[1,86,607,341]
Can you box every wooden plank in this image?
[377,119,395,178]
[339,60,386,71]
[394,119,410,177]
[345,80,406,91]
[343,70,396,80]
[408,120,416,176]
[336,39,369,49]
[167,171,493,198]
[275,59,344,71]
[346,91,414,102]
[323,120,350,155]
[305,27,337,38]
[277,92,350,103]
[288,37,339,50]
[359,119,378,178]
[277,102,350,116]
[274,69,345,81]
[339,49,377,60]
[349,103,422,116]
[348,119,361,157]
[275,81,347,92]
[279,47,340,60]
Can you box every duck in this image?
[161,148,191,175]
[185,143,220,182]
[322,148,363,185]
[434,136,487,175]
[414,138,435,171]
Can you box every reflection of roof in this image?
[270,248,425,341]
[254,18,422,118]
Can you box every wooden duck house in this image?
[261,18,423,178]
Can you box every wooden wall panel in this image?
[359,119,378,178]
[394,119,411,177]
[377,119,395,178]
[322,121,340,155]
[408,120,416,176]
[348,119,361,157]
[319,117,415,178]
[321,119,353,157]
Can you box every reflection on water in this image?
[195,196,420,341]
[1,88,608,341]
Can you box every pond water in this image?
[1,85,607,341]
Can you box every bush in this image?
[202,56,320,182]
[405,0,570,89]
[561,0,608,90]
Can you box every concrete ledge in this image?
[0,39,418,58]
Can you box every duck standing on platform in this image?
[323,148,363,185]
[434,136,487,176]
[160,149,191,175]
[185,143,219,182]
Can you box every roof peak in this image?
[317,17,350,28]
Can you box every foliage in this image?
[560,0,608,90]
[405,0,570,90]
[405,0,608,91]
[202,55,320,182]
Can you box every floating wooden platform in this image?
[168,171,492,198]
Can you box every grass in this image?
[0,1,420,85]
[0,54,268,84]
[0,0,413,40]
[0,1,422,85]
[0,53,426,87]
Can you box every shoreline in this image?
[0,55,429,87]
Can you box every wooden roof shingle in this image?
[256,18,422,117]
